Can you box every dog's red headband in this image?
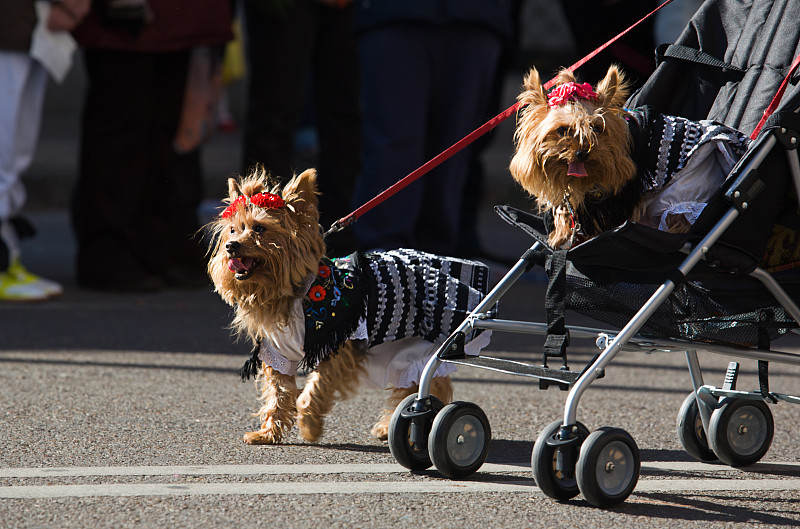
[548,82,598,108]
[221,192,285,218]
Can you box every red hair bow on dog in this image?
[250,192,285,210]
[221,192,285,219]
[548,82,598,108]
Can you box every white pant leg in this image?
[0,51,48,220]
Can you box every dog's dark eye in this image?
[557,126,571,137]
[592,123,604,134]
[252,225,266,234]
[230,227,235,234]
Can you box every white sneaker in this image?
[0,270,49,301]
[7,259,63,297]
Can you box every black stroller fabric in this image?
[628,0,800,134]
[541,0,800,347]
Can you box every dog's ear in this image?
[227,177,242,200]
[595,65,630,109]
[282,168,319,213]
[519,67,548,107]
[555,68,576,86]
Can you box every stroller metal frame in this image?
[387,111,800,506]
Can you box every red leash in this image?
[324,0,677,236]
[325,103,522,236]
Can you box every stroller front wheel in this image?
[388,394,443,471]
[708,398,774,467]
[531,419,589,501]
[428,401,491,479]
[677,392,718,462]
[576,427,640,508]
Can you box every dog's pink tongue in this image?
[568,161,588,178]
[228,257,253,272]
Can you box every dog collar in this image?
[548,82,598,108]
[558,191,581,248]
[221,192,285,219]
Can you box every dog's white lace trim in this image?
[258,299,492,388]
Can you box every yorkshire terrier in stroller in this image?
[510,65,752,249]
[207,168,490,444]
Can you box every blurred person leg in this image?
[243,0,360,255]
[0,51,61,299]
[72,49,189,291]
[351,24,430,251]
[311,2,360,253]
[241,0,316,177]
[414,25,501,256]
[148,49,211,288]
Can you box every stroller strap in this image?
[656,44,745,73]
[544,250,570,368]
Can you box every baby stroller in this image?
[385,0,800,508]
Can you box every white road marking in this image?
[0,463,524,479]
[641,461,800,473]
[3,478,800,499]
[1,480,533,499]
[3,460,799,479]
[1,461,799,499]
[636,479,800,493]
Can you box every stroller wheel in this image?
[708,398,774,467]
[531,420,589,501]
[428,401,491,479]
[576,427,640,508]
[677,392,718,462]
[388,394,443,471]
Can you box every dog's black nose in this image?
[575,150,590,162]
[226,241,240,253]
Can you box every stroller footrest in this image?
[441,355,581,385]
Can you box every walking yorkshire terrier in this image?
[207,168,490,444]
[510,65,751,249]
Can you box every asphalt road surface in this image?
[3,212,800,528]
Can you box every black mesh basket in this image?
[564,262,800,346]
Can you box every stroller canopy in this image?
[629,0,800,135]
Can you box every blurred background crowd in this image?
[5,0,703,298]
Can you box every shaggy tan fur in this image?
[509,65,637,248]
[243,365,299,444]
[207,167,325,340]
[295,340,367,442]
[207,168,454,444]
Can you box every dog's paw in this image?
[243,429,285,445]
[296,414,324,443]
[243,418,288,445]
[370,419,389,442]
